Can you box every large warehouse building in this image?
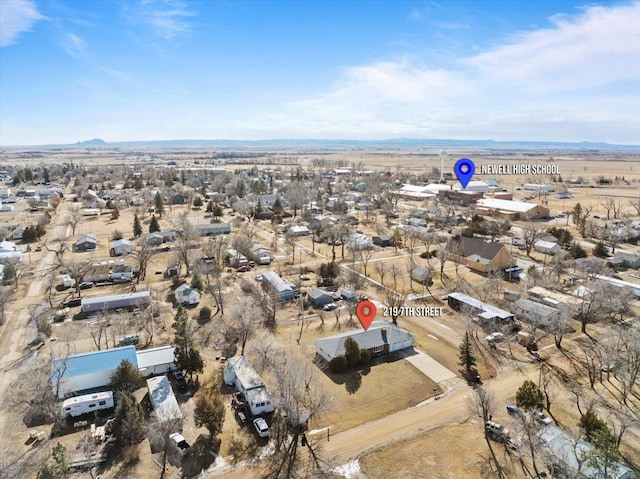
[51,346,138,399]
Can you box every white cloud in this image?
[272,2,640,143]
[0,0,43,47]
[124,0,194,40]
[63,32,86,59]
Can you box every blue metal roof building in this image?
[51,346,138,398]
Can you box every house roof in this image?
[51,346,137,380]
[308,288,332,300]
[476,198,538,213]
[81,291,150,308]
[511,299,561,320]
[448,292,514,320]
[315,321,413,359]
[136,346,175,370]
[76,233,97,244]
[113,239,132,247]
[225,356,264,390]
[538,425,633,479]
[447,236,506,261]
[261,271,294,293]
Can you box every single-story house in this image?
[249,243,273,265]
[410,267,433,286]
[175,284,200,306]
[538,425,634,479]
[510,299,563,326]
[372,235,394,247]
[136,346,176,377]
[111,239,133,256]
[287,225,310,237]
[223,356,274,416]
[308,288,334,307]
[84,264,111,283]
[261,271,295,302]
[198,222,231,236]
[346,233,373,251]
[11,224,25,240]
[51,346,138,398]
[160,228,181,243]
[447,292,515,322]
[81,291,151,313]
[315,321,414,363]
[446,236,516,274]
[534,240,560,255]
[0,240,22,261]
[612,251,640,269]
[141,232,164,246]
[75,234,97,252]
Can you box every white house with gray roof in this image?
[314,321,414,363]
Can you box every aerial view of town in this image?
[0,1,639,479]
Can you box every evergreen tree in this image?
[193,196,203,209]
[194,388,225,439]
[212,203,223,219]
[580,409,611,442]
[593,241,609,258]
[206,200,214,213]
[109,359,143,397]
[173,306,204,379]
[154,192,165,217]
[457,331,476,375]
[149,214,160,233]
[570,242,588,259]
[49,443,70,479]
[344,337,361,368]
[515,379,544,411]
[585,428,621,478]
[112,393,145,445]
[42,167,50,183]
[133,213,142,238]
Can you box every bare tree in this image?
[66,207,83,235]
[522,223,544,257]
[172,214,200,277]
[131,240,154,283]
[466,387,507,479]
[220,296,261,355]
[628,197,640,216]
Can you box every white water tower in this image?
[439,149,447,182]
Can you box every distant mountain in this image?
[34,137,640,150]
[73,138,108,147]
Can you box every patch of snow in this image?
[333,460,361,479]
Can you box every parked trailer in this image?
[81,291,150,313]
[61,391,114,417]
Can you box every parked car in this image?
[248,261,256,268]
[299,274,311,280]
[323,303,338,311]
[506,404,521,415]
[173,370,188,392]
[237,265,251,272]
[78,281,94,290]
[533,411,553,425]
[253,417,269,438]
[169,432,191,453]
[486,332,505,344]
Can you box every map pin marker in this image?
[454,158,475,189]
[356,300,377,331]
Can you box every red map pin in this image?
[356,300,377,331]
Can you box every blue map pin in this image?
[454,158,475,189]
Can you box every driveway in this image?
[395,348,457,383]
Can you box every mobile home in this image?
[61,391,114,417]
[81,291,151,313]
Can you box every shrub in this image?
[358,348,371,366]
[329,355,348,373]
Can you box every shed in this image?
[147,375,183,423]
[75,234,97,252]
[410,267,433,286]
[111,265,133,281]
[315,321,414,363]
[11,224,25,240]
[308,289,333,307]
[81,291,151,313]
[137,346,176,377]
[51,346,138,398]
[372,235,394,247]
[534,240,560,255]
[287,225,310,236]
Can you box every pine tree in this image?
[113,393,145,445]
[457,331,476,375]
[516,379,544,411]
[109,359,143,397]
[149,214,160,233]
[133,213,142,238]
[172,306,203,379]
[194,389,225,439]
[154,192,164,217]
[344,337,361,368]
[593,241,609,258]
[206,200,214,213]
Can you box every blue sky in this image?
[1,0,639,145]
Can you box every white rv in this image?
[61,391,114,417]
